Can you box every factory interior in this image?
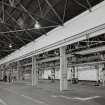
[0,0,105,105]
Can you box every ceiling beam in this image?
[0,1,60,25]
[44,0,63,25]
[86,0,92,12]
[2,23,26,45]
[62,0,68,22]
[0,25,59,34]
[73,0,89,10]
[5,11,34,40]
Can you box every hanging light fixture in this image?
[34,21,40,29]
[9,43,12,48]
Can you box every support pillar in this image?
[103,70,105,86]
[71,68,73,84]
[17,61,21,80]
[11,66,14,83]
[76,66,79,83]
[96,65,100,82]
[72,66,75,79]
[21,66,24,80]
[102,64,105,86]
[0,69,2,80]
[76,66,79,79]
[60,46,68,91]
[3,65,7,82]
[32,55,38,86]
[95,65,100,86]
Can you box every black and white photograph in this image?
[0,0,105,105]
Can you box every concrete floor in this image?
[0,80,105,105]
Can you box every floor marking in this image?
[72,96,101,101]
[52,95,101,101]
[4,88,48,105]
[0,98,7,105]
